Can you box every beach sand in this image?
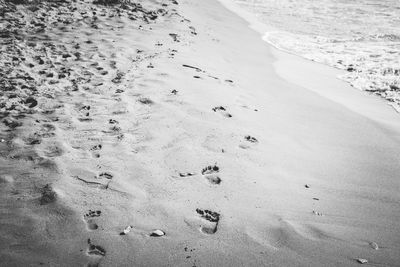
[0,0,399,266]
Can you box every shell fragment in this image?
[150,229,165,237]
[120,225,133,235]
[357,258,368,264]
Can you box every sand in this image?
[0,0,399,266]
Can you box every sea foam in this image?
[236,0,400,112]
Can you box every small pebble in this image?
[150,229,165,237]
[179,172,194,177]
[120,225,133,235]
[357,258,368,264]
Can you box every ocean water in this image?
[233,0,400,112]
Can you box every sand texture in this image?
[0,0,399,266]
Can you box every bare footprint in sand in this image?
[84,210,101,231]
[201,164,221,185]
[196,209,220,234]
[244,135,258,143]
[239,135,258,149]
[90,144,102,158]
[86,238,106,267]
[212,106,232,118]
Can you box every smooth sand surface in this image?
[1,0,399,266]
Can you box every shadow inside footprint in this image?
[90,144,102,158]
[205,175,221,185]
[87,220,98,230]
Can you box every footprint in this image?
[196,209,220,234]
[84,210,101,231]
[86,239,106,267]
[201,164,221,185]
[239,135,258,149]
[244,135,258,143]
[212,106,232,118]
[90,144,102,158]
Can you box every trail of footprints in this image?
[84,209,106,266]
[1,0,272,265]
[1,0,190,265]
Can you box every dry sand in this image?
[0,0,399,266]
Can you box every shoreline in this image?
[218,0,400,117]
[0,0,399,266]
